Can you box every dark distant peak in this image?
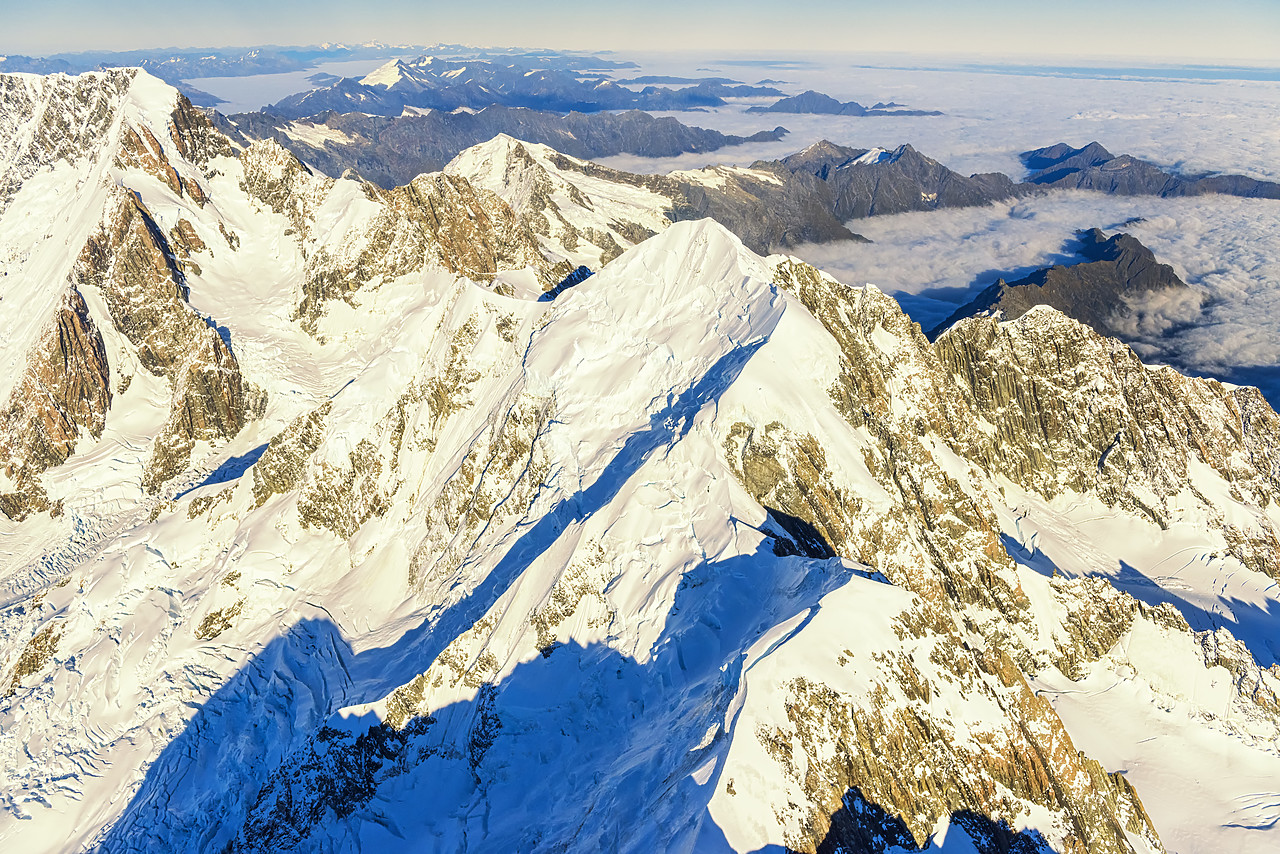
[746,90,868,116]
[778,140,869,178]
[1021,141,1114,172]
[779,90,847,112]
[1077,227,1112,254]
[1076,140,1115,161]
[929,226,1191,340]
[1019,143,1073,170]
[1019,140,1280,199]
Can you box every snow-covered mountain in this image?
[266,55,779,119]
[3,69,1280,854]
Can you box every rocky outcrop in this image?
[168,94,236,168]
[239,138,324,239]
[74,189,248,491]
[116,121,210,204]
[774,655,1160,854]
[936,309,1280,578]
[294,167,552,334]
[251,403,331,507]
[0,290,110,519]
[397,172,551,287]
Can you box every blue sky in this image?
[3,0,1278,62]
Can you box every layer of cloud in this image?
[597,54,1280,183]
[783,191,1280,403]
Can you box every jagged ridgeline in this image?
[1,69,1279,854]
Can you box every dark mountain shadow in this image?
[538,264,594,302]
[816,786,1057,853]
[999,532,1059,579]
[175,442,269,499]
[1111,560,1280,668]
[92,541,865,850]
[1002,535,1280,668]
[93,334,888,850]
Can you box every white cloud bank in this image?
[786,191,1280,403]
[599,54,1280,184]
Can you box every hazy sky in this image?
[3,0,1278,62]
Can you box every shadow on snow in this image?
[91,338,868,851]
[1002,533,1280,668]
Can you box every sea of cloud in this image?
[787,191,1280,404]
[185,58,389,112]
[599,52,1280,183]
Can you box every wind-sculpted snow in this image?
[3,68,1280,854]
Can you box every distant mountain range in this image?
[1023,141,1280,198]
[223,108,789,188]
[265,56,784,118]
[227,120,1280,248]
[747,89,942,117]
[0,43,640,107]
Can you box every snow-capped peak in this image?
[360,58,410,88]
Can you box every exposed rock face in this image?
[397,172,551,287]
[931,227,1202,339]
[74,189,247,490]
[238,137,324,238]
[937,308,1280,577]
[0,68,135,213]
[0,289,110,518]
[168,93,237,168]
[251,403,331,507]
[778,141,1022,219]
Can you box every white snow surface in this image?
[445,133,673,270]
